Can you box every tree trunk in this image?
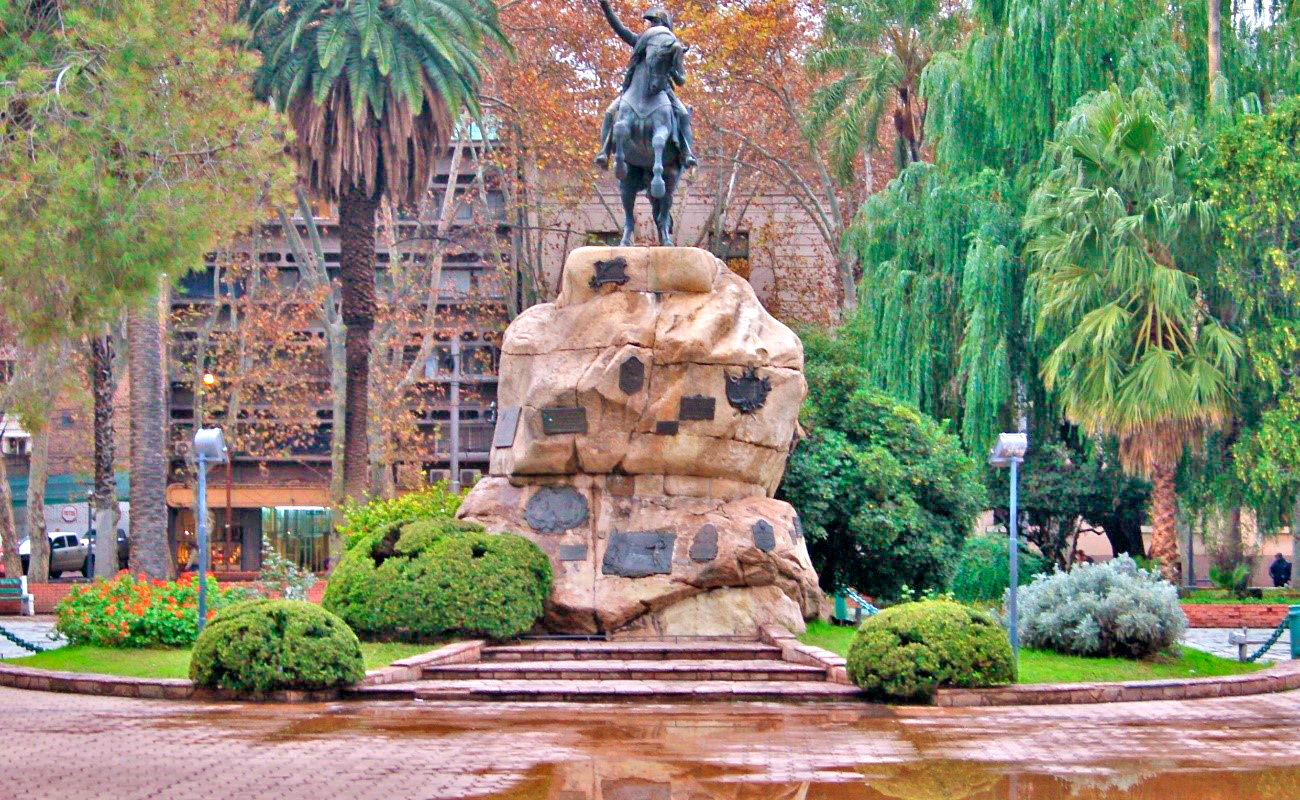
[128,290,174,579]
[0,447,20,579]
[24,426,50,583]
[339,187,378,502]
[1291,496,1300,586]
[91,334,119,579]
[1207,0,1222,100]
[1148,460,1181,584]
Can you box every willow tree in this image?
[240,0,507,500]
[1025,87,1241,583]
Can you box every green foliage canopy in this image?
[779,336,985,601]
[0,0,289,344]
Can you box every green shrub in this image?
[189,600,364,693]
[1017,555,1186,658]
[56,572,251,648]
[778,365,986,601]
[322,517,552,641]
[950,535,1050,604]
[846,600,1014,701]
[336,483,463,548]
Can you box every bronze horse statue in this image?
[609,26,686,246]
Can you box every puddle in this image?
[11,688,1300,799]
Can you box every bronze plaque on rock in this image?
[540,407,588,435]
[589,257,630,288]
[619,356,645,394]
[602,531,676,577]
[678,395,716,421]
[492,406,522,449]
[654,420,679,435]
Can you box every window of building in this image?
[261,506,332,573]
[585,231,622,246]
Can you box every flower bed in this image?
[55,572,252,647]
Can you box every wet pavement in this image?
[1182,627,1292,663]
[4,686,1300,798]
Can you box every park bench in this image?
[832,588,880,626]
[0,576,33,616]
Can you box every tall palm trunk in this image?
[91,334,119,579]
[24,426,50,582]
[339,186,379,501]
[1149,460,1182,584]
[128,290,174,579]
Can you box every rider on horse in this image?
[594,1,698,171]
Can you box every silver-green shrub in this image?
[1015,556,1186,658]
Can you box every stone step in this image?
[422,658,825,683]
[482,640,783,663]
[352,679,862,703]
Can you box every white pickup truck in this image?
[19,531,92,578]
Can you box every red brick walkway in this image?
[5,686,1300,798]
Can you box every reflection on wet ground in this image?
[4,686,1300,799]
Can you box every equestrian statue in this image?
[594,1,698,246]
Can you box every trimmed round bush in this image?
[1016,555,1186,659]
[189,600,364,693]
[322,516,552,641]
[846,600,1014,701]
[950,534,1050,604]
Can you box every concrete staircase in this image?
[357,639,861,702]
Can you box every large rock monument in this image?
[458,246,821,636]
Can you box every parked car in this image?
[19,531,92,578]
[85,528,129,575]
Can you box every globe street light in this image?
[193,428,227,633]
[989,432,1028,661]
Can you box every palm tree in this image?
[240,0,506,500]
[128,290,174,580]
[805,0,962,184]
[1025,86,1241,584]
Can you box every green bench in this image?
[0,577,33,616]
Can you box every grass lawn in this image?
[2,641,436,679]
[1180,588,1300,605]
[799,620,1263,684]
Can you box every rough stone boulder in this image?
[459,246,821,636]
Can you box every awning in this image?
[165,484,332,509]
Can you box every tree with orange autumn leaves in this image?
[484,0,877,315]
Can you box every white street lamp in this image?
[193,428,227,633]
[989,432,1028,661]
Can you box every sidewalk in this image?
[1181,627,1291,663]
[0,618,66,659]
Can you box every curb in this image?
[0,641,480,703]
[759,624,852,684]
[933,660,1300,706]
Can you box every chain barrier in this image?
[1245,619,1289,663]
[0,622,48,654]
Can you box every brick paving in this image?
[5,686,1300,798]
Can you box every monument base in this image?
[459,476,821,636]
[462,245,822,636]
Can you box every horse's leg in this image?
[613,117,632,182]
[619,169,641,247]
[650,122,669,199]
[656,170,678,246]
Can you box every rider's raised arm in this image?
[599,0,639,46]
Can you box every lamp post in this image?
[193,428,227,634]
[989,432,1028,661]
